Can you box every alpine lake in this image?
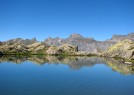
[0,55,134,95]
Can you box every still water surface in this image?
[0,55,134,95]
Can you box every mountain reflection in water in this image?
[0,55,134,75]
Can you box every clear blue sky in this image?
[0,0,134,41]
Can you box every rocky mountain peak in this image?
[68,34,84,39]
[31,37,36,42]
[107,33,134,42]
[4,38,37,45]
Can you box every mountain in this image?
[3,37,37,45]
[0,32,134,62]
[44,33,134,53]
[107,33,134,42]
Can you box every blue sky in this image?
[0,0,134,41]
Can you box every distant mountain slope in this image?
[107,33,134,42]
[44,33,134,53]
[3,37,37,45]
[0,32,134,54]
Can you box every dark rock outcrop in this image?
[0,51,3,55]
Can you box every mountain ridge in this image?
[0,33,134,62]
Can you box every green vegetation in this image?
[112,56,123,60]
[125,59,134,63]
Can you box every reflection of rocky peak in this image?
[67,57,105,70]
[0,55,134,75]
[104,58,134,75]
[4,37,37,45]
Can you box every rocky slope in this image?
[0,41,78,55]
[102,39,134,60]
[0,33,134,61]
[107,33,134,42]
[3,38,37,45]
[46,44,78,55]
[0,41,50,54]
[0,43,29,54]
[27,42,49,54]
[44,33,134,53]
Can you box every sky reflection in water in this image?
[0,55,134,95]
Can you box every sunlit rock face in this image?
[0,43,29,54]
[102,39,134,60]
[27,42,50,54]
[0,41,50,54]
[46,44,78,55]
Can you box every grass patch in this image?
[112,56,123,60]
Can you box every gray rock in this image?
[4,37,37,45]
[44,33,134,53]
